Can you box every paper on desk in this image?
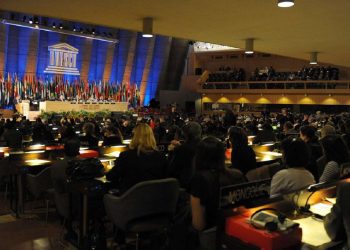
[293,217,331,246]
[309,203,333,217]
[105,151,120,158]
[325,197,336,204]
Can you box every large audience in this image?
[207,65,340,83]
[1,107,350,249]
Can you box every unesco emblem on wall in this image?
[44,43,80,76]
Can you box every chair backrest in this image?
[0,158,13,177]
[26,167,53,199]
[340,162,350,178]
[246,162,282,182]
[104,178,179,231]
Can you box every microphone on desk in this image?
[307,181,337,192]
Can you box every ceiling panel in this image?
[1,0,350,66]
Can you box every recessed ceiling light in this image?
[278,0,295,8]
[310,52,318,65]
[245,38,254,54]
[142,17,153,38]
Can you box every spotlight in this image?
[277,0,295,7]
[29,18,33,24]
[73,26,76,32]
[59,23,63,29]
[1,19,118,43]
[245,38,254,54]
[92,29,95,35]
[310,52,318,65]
[34,17,39,24]
[142,17,153,38]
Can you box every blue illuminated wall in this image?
[144,36,169,105]
[0,22,182,105]
[130,34,151,88]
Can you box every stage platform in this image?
[16,101,129,120]
[39,101,128,113]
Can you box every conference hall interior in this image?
[0,1,350,249]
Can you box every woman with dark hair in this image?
[222,109,236,129]
[102,126,123,146]
[253,122,276,144]
[190,136,245,231]
[80,122,99,148]
[270,139,315,196]
[228,126,256,174]
[319,135,350,183]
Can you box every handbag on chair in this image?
[66,158,104,181]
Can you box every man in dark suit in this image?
[2,120,22,149]
[324,182,350,249]
[167,122,202,190]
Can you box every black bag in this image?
[66,158,105,181]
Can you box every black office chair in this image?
[104,178,179,250]
[26,167,54,223]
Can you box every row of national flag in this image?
[0,73,141,107]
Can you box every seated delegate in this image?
[106,123,167,194]
[190,136,245,231]
[270,139,315,196]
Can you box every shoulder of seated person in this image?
[273,168,289,176]
[226,168,244,176]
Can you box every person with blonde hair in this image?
[106,123,167,194]
[129,123,157,154]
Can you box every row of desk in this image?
[218,176,349,249]
[0,144,128,217]
[1,140,285,250]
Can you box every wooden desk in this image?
[10,158,52,217]
[220,179,348,250]
[225,149,282,166]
